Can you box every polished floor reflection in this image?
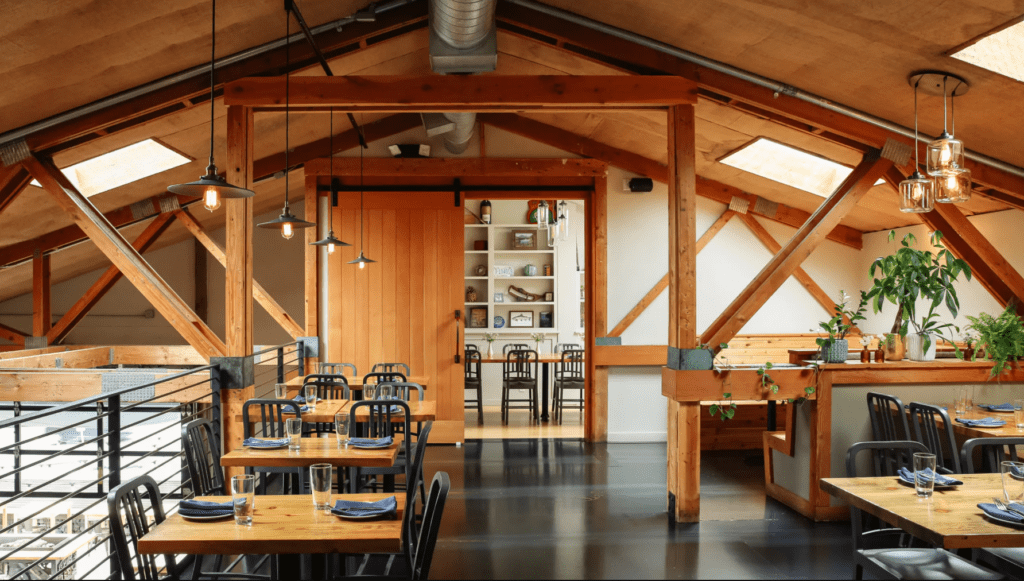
[424,441,854,580]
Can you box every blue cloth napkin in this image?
[179,499,234,517]
[349,436,393,448]
[979,502,1024,524]
[283,405,310,414]
[294,394,321,404]
[331,496,397,519]
[897,467,963,487]
[243,437,290,448]
[981,403,1015,411]
[956,417,1007,427]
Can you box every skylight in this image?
[951,19,1024,83]
[719,138,883,198]
[30,139,190,198]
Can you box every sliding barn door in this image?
[327,191,465,443]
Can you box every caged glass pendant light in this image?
[167,0,254,209]
[557,200,569,241]
[536,200,550,229]
[933,82,972,203]
[309,108,350,254]
[258,11,314,239]
[900,79,934,214]
[348,133,375,269]
[926,76,965,177]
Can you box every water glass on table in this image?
[364,384,376,401]
[310,463,332,510]
[1015,399,1024,429]
[304,384,318,412]
[286,417,303,451]
[913,453,937,498]
[1002,461,1024,503]
[231,474,255,525]
[335,413,350,448]
[275,383,288,399]
[954,387,968,416]
[966,386,975,411]
[378,384,394,400]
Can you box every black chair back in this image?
[319,362,357,376]
[304,376,350,400]
[866,392,912,441]
[363,371,408,392]
[908,402,961,474]
[556,349,585,379]
[464,344,479,353]
[845,441,930,554]
[403,421,434,547]
[181,419,224,497]
[961,437,1024,474]
[555,343,581,354]
[242,398,302,439]
[504,349,538,381]
[388,382,425,402]
[349,399,410,442]
[373,362,411,376]
[465,349,482,380]
[107,475,180,581]
[412,471,451,581]
[503,343,529,355]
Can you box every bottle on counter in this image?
[874,346,886,363]
[860,349,871,364]
[480,200,492,224]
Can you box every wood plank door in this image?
[327,191,465,443]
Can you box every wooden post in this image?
[224,105,255,477]
[666,105,700,522]
[304,175,320,375]
[32,250,51,339]
[194,239,208,323]
[587,176,608,443]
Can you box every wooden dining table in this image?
[821,473,1024,549]
[478,354,573,422]
[137,493,404,556]
[940,406,1024,439]
[221,436,401,469]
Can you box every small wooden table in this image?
[137,494,404,556]
[820,473,1024,549]
[942,407,1024,439]
[221,436,400,469]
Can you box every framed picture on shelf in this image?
[544,291,554,302]
[511,229,537,250]
[539,312,553,328]
[509,311,534,328]
[468,307,488,328]
[494,292,504,303]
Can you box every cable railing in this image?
[252,341,304,401]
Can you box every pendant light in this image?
[258,11,314,239]
[556,200,569,241]
[934,84,972,203]
[899,79,934,214]
[309,108,351,254]
[167,0,254,209]
[926,76,965,177]
[348,135,375,269]
[536,200,550,229]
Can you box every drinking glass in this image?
[1002,461,1024,503]
[1015,400,1024,430]
[275,383,288,399]
[954,387,967,416]
[310,463,332,510]
[364,384,377,401]
[335,413,350,448]
[285,418,303,451]
[378,384,394,400]
[966,386,975,411]
[231,474,255,525]
[913,453,937,498]
[304,384,318,412]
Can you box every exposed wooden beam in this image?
[0,347,110,369]
[224,75,698,110]
[23,155,226,359]
[32,251,51,338]
[0,322,27,345]
[0,165,32,216]
[607,210,736,338]
[0,370,211,403]
[173,209,303,338]
[304,157,607,177]
[46,212,175,344]
[700,149,896,350]
[478,112,862,249]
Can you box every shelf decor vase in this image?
[883,335,905,361]
[905,333,936,362]
[821,339,848,364]
[487,343,494,358]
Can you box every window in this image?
[30,139,191,198]
[951,19,1024,83]
[718,138,883,197]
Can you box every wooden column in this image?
[194,239,208,323]
[304,175,320,375]
[666,105,700,522]
[587,177,608,442]
[32,251,51,339]
[224,105,255,475]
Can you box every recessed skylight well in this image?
[30,139,191,198]
[719,138,883,197]
[951,18,1024,83]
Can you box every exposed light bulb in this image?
[203,187,220,212]
[940,146,951,163]
[282,222,294,240]
[328,242,336,254]
[359,260,365,269]
[946,174,958,190]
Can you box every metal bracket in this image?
[209,356,254,390]
[298,336,320,358]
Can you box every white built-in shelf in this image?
[494,302,555,306]
[493,250,554,254]
[465,302,488,306]
[465,328,557,334]
[464,250,488,254]
[495,276,555,280]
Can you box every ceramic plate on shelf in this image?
[494,316,505,328]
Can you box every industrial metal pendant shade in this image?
[348,251,376,269]
[348,119,374,268]
[310,109,350,253]
[167,0,254,210]
[258,11,313,239]
[899,79,934,214]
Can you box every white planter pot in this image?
[905,333,936,362]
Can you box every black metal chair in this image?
[845,441,1002,580]
[866,392,914,474]
[502,349,538,424]
[372,362,411,376]
[349,400,412,494]
[908,402,962,474]
[464,349,483,420]
[302,374,350,398]
[961,437,1024,579]
[242,399,304,494]
[503,343,529,355]
[552,349,584,424]
[319,362,357,376]
[554,342,581,354]
[107,476,184,581]
[362,372,408,401]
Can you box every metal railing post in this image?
[277,347,285,384]
[297,339,305,378]
[96,401,105,496]
[210,365,223,456]
[107,394,121,492]
[13,402,21,495]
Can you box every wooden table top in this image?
[234,399,349,424]
[941,406,1024,439]
[348,399,436,422]
[821,473,1024,549]
[137,494,404,556]
[221,436,400,468]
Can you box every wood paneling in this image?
[328,188,464,443]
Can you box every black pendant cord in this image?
[284,13,291,211]
[208,0,216,168]
[942,76,948,135]
[913,79,920,170]
[329,107,334,234]
[359,135,365,250]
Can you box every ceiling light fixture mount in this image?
[167,0,254,210]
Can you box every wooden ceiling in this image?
[1,0,1022,301]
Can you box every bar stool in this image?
[464,348,483,421]
[552,349,584,424]
[502,349,538,424]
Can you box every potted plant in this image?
[816,291,868,363]
[957,304,1024,378]
[530,332,545,355]
[865,231,971,362]
[880,332,905,361]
